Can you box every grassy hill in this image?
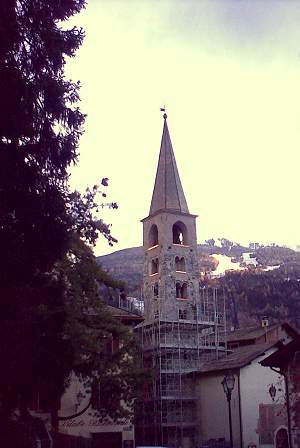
[97,247,143,297]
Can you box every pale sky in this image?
[66,0,300,256]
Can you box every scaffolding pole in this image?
[136,287,227,448]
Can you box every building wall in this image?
[142,210,200,323]
[194,371,241,448]
[239,351,284,448]
[288,356,300,448]
[193,353,286,448]
[58,374,134,445]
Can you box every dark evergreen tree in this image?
[0,0,85,420]
[0,1,143,443]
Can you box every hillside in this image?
[97,243,300,329]
[96,243,236,297]
[97,246,144,297]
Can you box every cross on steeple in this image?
[160,106,167,120]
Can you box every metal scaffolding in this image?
[135,287,227,448]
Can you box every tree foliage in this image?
[1,0,85,417]
[218,266,300,330]
[0,0,143,440]
[205,238,215,247]
[59,237,144,423]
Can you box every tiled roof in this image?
[218,322,298,343]
[196,343,277,374]
[106,305,144,321]
[260,337,300,368]
[225,324,280,342]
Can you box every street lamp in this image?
[268,384,276,402]
[221,372,235,448]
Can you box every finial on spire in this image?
[160,106,167,120]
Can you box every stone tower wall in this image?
[142,210,200,322]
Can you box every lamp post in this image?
[268,384,276,402]
[221,372,235,448]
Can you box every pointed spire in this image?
[149,113,189,215]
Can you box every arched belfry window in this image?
[149,224,158,248]
[175,256,186,272]
[173,221,188,245]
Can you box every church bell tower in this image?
[136,113,225,448]
[141,113,200,323]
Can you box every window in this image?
[179,309,187,320]
[172,221,188,245]
[181,282,187,299]
[150,258,159,275]
[153,283,159,297]
[176,282,188,299]
[175,256,186,271]
[149,224,158,247]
